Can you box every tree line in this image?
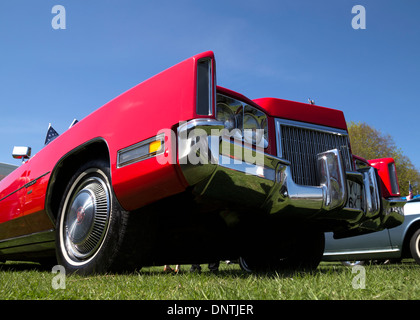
[347,121,419,197]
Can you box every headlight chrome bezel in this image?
[216,93,268,148]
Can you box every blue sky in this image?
[0,0,419,177]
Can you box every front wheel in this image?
[55,161,129,275]
[409,229,420,265]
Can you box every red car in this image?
[0,51,405,274]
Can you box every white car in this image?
[324,198,420,264]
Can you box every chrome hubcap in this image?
[64,176,110,261]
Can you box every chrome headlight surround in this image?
[216,94,268,148]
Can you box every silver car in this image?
[324,197,420,264]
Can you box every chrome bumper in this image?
[177,119,405,236]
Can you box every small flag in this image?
[45,123,60,145]
[69,119,78,128]
[408,181,413,200]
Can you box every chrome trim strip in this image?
[196,58,213,116]
[275,119,283,159]
[323,248,400,257]
[0,171,50,203]
[0,229,55,249]
[178,119,225,135]
[275,118,349,137]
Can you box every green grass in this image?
[1,260,420,300]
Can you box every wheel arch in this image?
[45,138,111,225]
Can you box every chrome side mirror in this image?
[12,146,32,161]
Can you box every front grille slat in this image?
[276,119,353,186]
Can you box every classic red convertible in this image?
[0,51,405,274]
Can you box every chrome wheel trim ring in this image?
[415,233,420,259]
[59,169,111,266]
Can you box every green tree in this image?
[347,121,420,197]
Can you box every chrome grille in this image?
[276,119,353,186]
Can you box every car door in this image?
[0,162,31,241]
[324,229,393,260]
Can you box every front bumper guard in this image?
[177,119,405,236]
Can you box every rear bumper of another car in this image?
[177,119,405,237]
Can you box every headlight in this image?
[243,113,262,145]
[216,94,268,148]
[216,103,236,131]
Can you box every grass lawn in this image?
[1,260,420,300]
